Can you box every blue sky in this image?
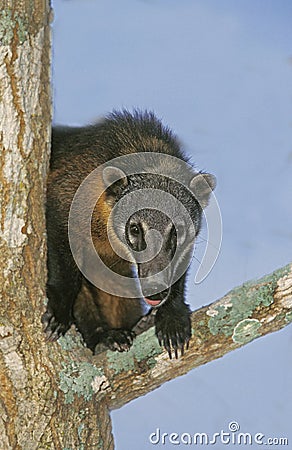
[52,1,292,448]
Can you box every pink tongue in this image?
[145,298,161,307]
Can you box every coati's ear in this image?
[189,173,216,209]
[102,166,128,197]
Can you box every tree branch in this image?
[85,263,292,410]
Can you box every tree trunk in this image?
[0,3,114,449]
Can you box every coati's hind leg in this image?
[42,240,82,341]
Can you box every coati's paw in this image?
[41,306,72,342]
[155,304,191,359]
[94,329,135,353]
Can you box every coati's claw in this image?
[94,329,135,353]
[41,307,71,342]
[155,304,192,359]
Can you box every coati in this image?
[42,110,216,358]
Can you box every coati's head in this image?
[102,161,216,307]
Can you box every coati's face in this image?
[125,208,193,307]
[103,164,216,307]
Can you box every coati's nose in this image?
[143,283,169,307]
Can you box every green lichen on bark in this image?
[232,318,262,344]
[285,311,292,323]
[59,361,103,404]
[96,439,104,450]
[0,10,14,44]
[106,349,135,374]
[132,327,162,362]
[208,264,291,337]
[0,9,29,45]
[107,328,161,374]
[57,329,85,351]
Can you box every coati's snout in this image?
[125,209,182,307]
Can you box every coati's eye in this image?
[126,221,145,251]
[129,223,140,237]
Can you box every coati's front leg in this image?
[73,281,143,354]
[74,299,136,354]
[154,275,192,359]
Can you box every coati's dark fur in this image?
[43,110,216,358]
